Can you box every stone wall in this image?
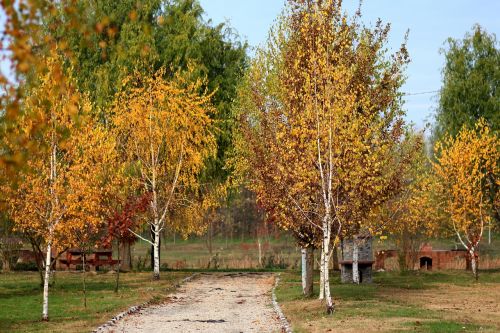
[341,237,373,261]
[340,236,374,283]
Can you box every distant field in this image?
[276,269,500,332]
[0,271,190,333]
[131,234,302,270]
[129,232,500,270]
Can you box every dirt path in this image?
[102,272,282,333]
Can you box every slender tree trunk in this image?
[488,223,491,245]
[301,246,314,297]
[1,253,10,272]
[352,236,360,284]
[42,242,52,321]
[207,220,213,256]
[301,248,307,293]
[332,245,339,271]
[319,247,325,300]
[119,241,131,272]
[115,239,120,293]
[470,248,478,281]
[150,229,155,270]
[82,251,87,308]
[258,238,262,267]
[323,237,334,314]
[153,223,160,280]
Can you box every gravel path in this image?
[103,272,282,333]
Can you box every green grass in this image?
[407,320,483,333]
[131,234,301,270]
[129,232,500,270]
[275,270,500,332]
[0,271,190,333]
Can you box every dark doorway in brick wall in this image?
[420,256,432,270]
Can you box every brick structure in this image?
[375,243,469,271]
[340,236,374,283]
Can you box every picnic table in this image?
[59,248,120,271]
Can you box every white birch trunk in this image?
[488,223,491,245]
[301,248,307,293]
[42,242,52,321]
[322,236,334,314]
[319,246,325,300]
[469,248,478,281]
[301,247,314,297]
[153,223,160,280]
[352,236,360,284]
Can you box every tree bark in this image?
[150,229,155,270]
[301,246,314,297]
[470,248,478,281]
[332,245,339,271]
[115,239,120,293]
[258,238,262,267]
[153,224,160,280]
[352,236,360,284]
[82,251,87,308]
[1,253,10,272]
[301,248,307,292]
[319,246,325,300]
[322,239,334,314]
[119,241,131,272]
[207,220,213,257]
[42,242,52,321]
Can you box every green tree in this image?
[41,0,247,265]
[434,25,499,139]
[433,25,499,230]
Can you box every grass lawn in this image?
[132,235,301,269]
[275,269,500,333]
[0,271,190,333]
[128,232,500,270]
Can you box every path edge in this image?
[92,273,199,333]
[272,273,293,333]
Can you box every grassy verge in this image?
[275,270,500,332]
[0,271,190,333]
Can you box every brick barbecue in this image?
[375,243,470,271]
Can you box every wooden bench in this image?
[59,249,119,271]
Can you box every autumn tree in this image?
[233,15,324,296]
[0,0,119,170]
[236,0,413,312]
[112,68,216,280]
[102,193,150,291]
[7,54,112,320]
[433,119,499,280]
[433,25,499,235]
[374,130,442,271]
[282,0,414,309]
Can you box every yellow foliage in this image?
[433,119,499,250]
[112,67,216,236]
[8,54,110,250]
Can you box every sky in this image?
[198,0,500,130]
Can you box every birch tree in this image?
[233,20,323,297]
[8,54,108,321]
[236,0,411,310]
[433,119,499,280]
[112,68,216,280]
[278,0,410,309]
